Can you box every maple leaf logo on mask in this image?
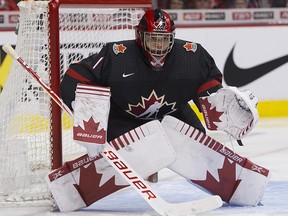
[153,19,166,31]
[191,157,242,203]
[199,97,224,130]
[73,117,106,144]
[126,90,176,119]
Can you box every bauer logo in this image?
[198,97,223,130]
[219,148,243,164]
[72,155,99,170]
[73,117,106,144]
[103,150,157,200]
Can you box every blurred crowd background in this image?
[1,0,288,11]
[158,0,288,9]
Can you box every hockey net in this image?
[0,0,150,206]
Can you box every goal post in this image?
[48,0,152,170]
[0,0,151,205]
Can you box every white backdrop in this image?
[176,26,288,100]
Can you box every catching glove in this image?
[199,86,258,140]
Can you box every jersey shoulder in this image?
[105,40,138,55]
[173,39,204,53]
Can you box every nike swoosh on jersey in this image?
[122,73,135,78]
[224,45,288,87]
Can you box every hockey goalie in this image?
[46,9,270,212]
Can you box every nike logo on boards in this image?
[122,73,135,78]
[223,45,288,87]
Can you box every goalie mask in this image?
[136,9,175,71]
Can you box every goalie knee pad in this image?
[46,120,176,212]
[162,115,270,206]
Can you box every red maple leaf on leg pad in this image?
[73,159,128,206]
[191,158,242,203]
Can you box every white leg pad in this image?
[46,120,176,212]
[161,115,270,206]
[229,158,271,206]
[110,119,176,177]
[45,164,86,212]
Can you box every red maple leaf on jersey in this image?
[73,117,106,144]
[73,160,128,206]
[191,158,241,203]
[126,90,176,119]
[199,97,224,130]
[113,43,127,55]
[128,93,162,115]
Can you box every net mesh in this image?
[0,0,146,205]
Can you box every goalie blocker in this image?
[46,116,269,212]
[73,84,111,157]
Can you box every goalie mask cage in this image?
[0,0,151,205]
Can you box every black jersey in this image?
[60,39,222,140]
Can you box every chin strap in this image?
[149,54,167,70]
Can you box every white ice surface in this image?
[1,118,288,216]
